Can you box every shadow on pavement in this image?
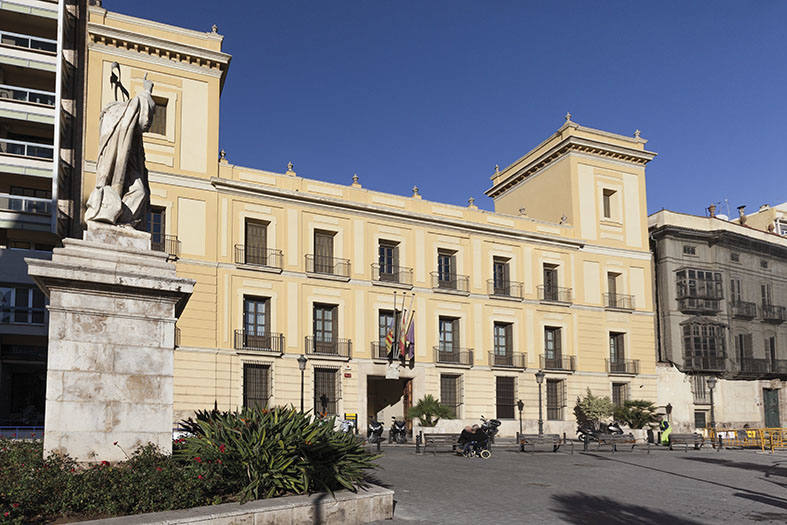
[550,493,703,524]
[682,456,787,479]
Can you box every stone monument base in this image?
[26,222,194,462]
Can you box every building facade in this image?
[734,202,787,237]
[650,210,787,431]
[0,0,86,426]
[75,6,660,437]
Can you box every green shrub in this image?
[178,406,378,502]
[407,394,454,426]
[613,400,659,429]
[573,388,614,430]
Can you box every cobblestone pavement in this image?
[368,442,787,524]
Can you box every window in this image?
[546,379,564,420]
[440,374,461,417]
[147,206,165,250]
[378,240,399,281]
[493,322,512,356]
[148,96,168,135]
[777,220,787,236]
[244,296,269,336]
[437,250,456,288]
[314,368,339,416]
[692,375,709,404]
[675,269,723,298]
[609,332,625,366]
[10,186,50,199]
[602,189,616,219]
[544,327,562,366]
[496,376,515,419]
[736,333,753,362]
[607,272,619,297]
[730,252,740,263]
[543,264,558,300]
[245,219,268,265]
[378,310,395,346]
[313,304,337,353]
[730,279,742,303]
[694,410,707,429]
[766,336,776,365]
[761,284,773,306]
[760,260,769,269]
[0,286,46,324]
[243,363,270,409]
[682,245,697,256]
[682,323,725,369]
[492,257,510,295]
[438,317,459,351]
[612,383,628,408]
[313,230,335,273]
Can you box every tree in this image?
[614,400,659,429]
[407,394,454,427]
[573,388,614,430]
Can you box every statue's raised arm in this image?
[85,71,155,229]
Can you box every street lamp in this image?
[707,376,717,429]
[535,370,545,437]
[516,399,525,438]
[297,354,307,412]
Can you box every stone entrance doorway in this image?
[367,375,412,435]
[764,388,780,428]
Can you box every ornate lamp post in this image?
[707,376,717,429]
[516,399,525,437]
[297,354,307,412]
[535,370,545,436]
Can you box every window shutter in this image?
[505,323,513,353]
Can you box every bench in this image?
[516,433,572,454]
[668,433,704,451]
[416,433,461,455]
[591,433,643,453]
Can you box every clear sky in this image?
[114,1,786,217]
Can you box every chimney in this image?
[737,205,746,225]
[708,204,716,218]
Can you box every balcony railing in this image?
[305,336,351,358]
[234,330,285,354]
[682,354,726,373]
[538,285,572,304]
[677,297,722,315]
[762,304,786,323]
[433,347,473,366]
[370,342,392,360]
[488,352,526,369]
[430,272,470,293]
[0,30,57,53]
[737,358,787,378]
[540,354,575,371]
[305,254,351,278]
[151,234,180,259]
[371,264,413,286]
[0,138,54,160]
[0,84,56,106]
[606,359,640,374]
[235,244,283,269]
[487,279,523,299]
[0,307,46,325]
[730,300,757,319]
[604,293,634,310]
[0,193,51,215]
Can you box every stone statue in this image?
[85,75,155,229]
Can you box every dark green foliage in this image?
[573,388,615,430]
[613,400,659,429]
[407,394,454,426]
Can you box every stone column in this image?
[26,223,194,462]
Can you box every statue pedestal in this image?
[26,222,194,462]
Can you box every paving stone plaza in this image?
[370,444,787,524]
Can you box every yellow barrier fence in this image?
[707,427,787,452]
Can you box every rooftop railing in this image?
[0,29,57,53]
[0,138,54,160]
[0,84,56,106]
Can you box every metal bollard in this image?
[583,433,589,452]
[415,433,422,454]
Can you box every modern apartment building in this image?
[75,5,659,437]
[650,209,787,431]
[0,0,85,426]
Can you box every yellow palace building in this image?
[80,5,658,436]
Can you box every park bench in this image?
[590,433,643,453]
[516,433,572,454]
[668,433,704,451]
[416,433,461,455]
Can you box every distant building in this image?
[649,209,786,431]
[733,202,787,237]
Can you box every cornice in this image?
[485,135,657,199]
[650,224,787,259]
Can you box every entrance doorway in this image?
[764,388,780,428]
[367,376,413,434]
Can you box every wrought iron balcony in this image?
[487,279,523,299]
[433,346,474,366]
[371,263,413,286]
[677,297,722,315]
[234,330,285,354]
[762,304,786,324]
[370,342,391,360]
[151,234,180,259]
[604,293,634,310]
[0,84,56,106]
[540,355,575,371]
[737,358,787,378]
[730,301,757,319]
[431,272,469,293]
[305,254,351,278]
[0,30,57,53]
[681,353,726,373]
[235,244,283,269]
[0,138,54,160]
[538,285,572,304]
[607,359,640,374]
[305,336,351,358]
[488,351,526,369]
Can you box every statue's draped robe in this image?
[85,90,154,227]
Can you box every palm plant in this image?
[407,394,454,427]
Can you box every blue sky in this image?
[116,1,786,216]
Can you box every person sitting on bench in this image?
[458,426,475,454]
